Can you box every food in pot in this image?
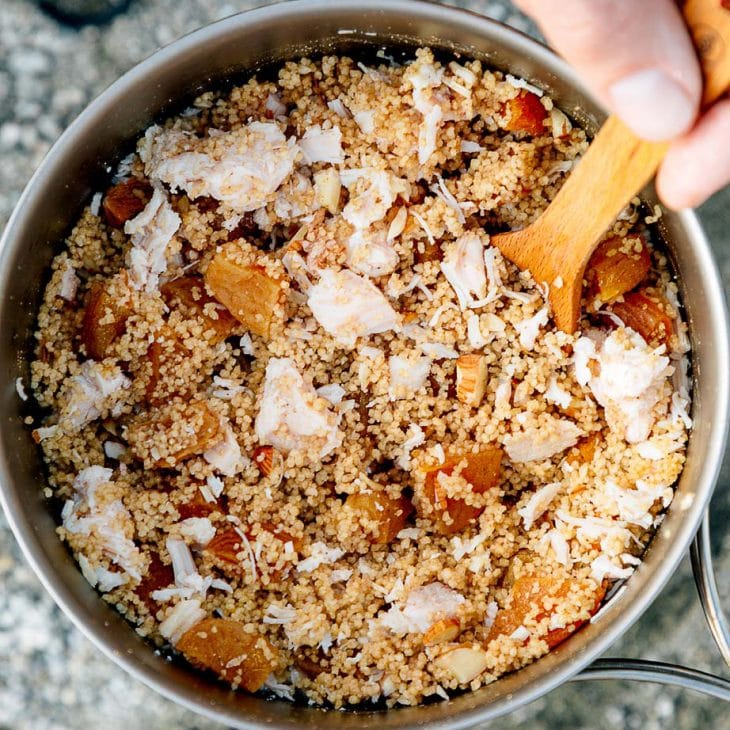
[26,49,692,707]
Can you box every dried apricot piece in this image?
[421,447,503,535]
[345,492,414,544]
[102,178,151,227]
[610,289,673,349]
[567,432,601,465]
[204,254,283,338]
[81,281,131,360]
[160,276,237,344]
[176,618,277,691]
[486,573,605,649]
[585,235,651,305]
[134,551,174,611]
[126,400,222,467]
[503,91,547,136]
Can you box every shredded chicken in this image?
[255,357,343,460]
[144,122,298,212]
[62,466,144,580]
[379,582,465,635]
[124,185,181,292]
[60,361,130,430]
[440,231,488,309]
[340,168,408,230]
[573,329,673,443]
[504,418,583,462]
[308,269,401,348]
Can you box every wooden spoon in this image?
[491,0,730,334]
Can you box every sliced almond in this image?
[434,644,489,684]
[313,168,341,214]
[253,445,279,476]
[456,354,487,407]
[423,616,461,646]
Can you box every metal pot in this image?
[0,1,728,727]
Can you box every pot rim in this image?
[1,1,728,728]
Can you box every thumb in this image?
[515,0,702,141]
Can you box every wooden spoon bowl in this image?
[492,0,730,334]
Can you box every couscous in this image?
[26,49,691,707]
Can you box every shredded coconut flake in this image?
[297,542,345,573]
[517,482,562,530]
[505,74,543,96]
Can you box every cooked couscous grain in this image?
[28,48,691,708]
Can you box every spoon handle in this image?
[684,0,730,106]
[535,0,730,265]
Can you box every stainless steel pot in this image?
[1,1,728,727]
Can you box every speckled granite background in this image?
[1,0,729,728]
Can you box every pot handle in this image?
[571,511,730,700]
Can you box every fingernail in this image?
[609,68,696,141]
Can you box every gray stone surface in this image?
[0,0,728,728]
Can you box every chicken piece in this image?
[503,91,547,136]
[102,178,151,227]
[307,269,401,348]
[611,289,673,349]
[440,231,488,310]
[420,447,503,534]
[124,185,181,292]
[585,235,651,305]
[486,572,605,649]
[176,618,277,692]
[204,254,283,338]
[144,122,298,213]
[573,328,672,443]
[345,492,414,544]
[255,357,342,461]
[380,582,466,635]
[126,400,222,468]
[81,281,131,360]
[60,361,130,430]
[161,276,238,343]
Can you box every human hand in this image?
[515,0,730,209]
